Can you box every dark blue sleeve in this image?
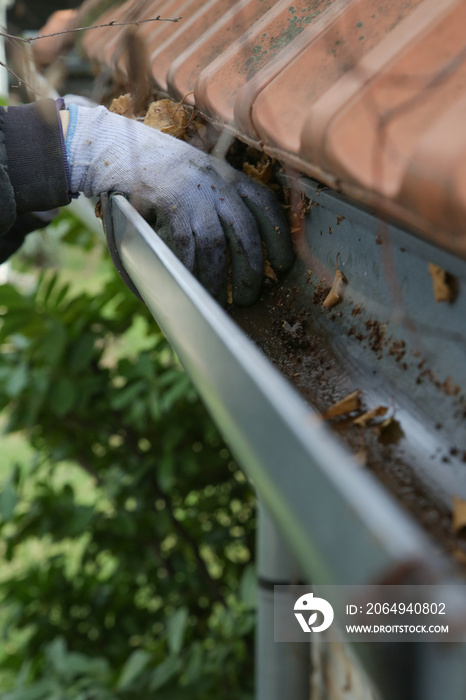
[2,99,70,216]
[0,99,71,261]
[0,107,17,237]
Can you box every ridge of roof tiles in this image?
[82,0,466,257]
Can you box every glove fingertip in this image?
[231,275,263,307]
[241,195,295,273]
[234,177,295,271]
[220,216,263,306]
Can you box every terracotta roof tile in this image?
[195,0,334,130]
[80,0,466,256]
[154,0,240,97]
[167,0,274,106]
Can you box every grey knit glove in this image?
[65,104,294,305]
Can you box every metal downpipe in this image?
[256,502,310,700]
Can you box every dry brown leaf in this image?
[428,263,455,303]
[378,416,395,432]
[144,99,188,140]
[376,417,404,446]
[353,448,368,467]
[323,269,346,308]
[443,377,460,396]
[109,93,135,119]
[324,390,361,419]
[262,242,277,281]
[452,496,466,533]
[264,258,277,281]
[353,406,388,428]
[243,158,273,185]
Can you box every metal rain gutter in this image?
[104,193,448,587]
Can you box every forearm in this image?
[1,99,71,215]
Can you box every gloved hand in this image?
[64,104,294,306]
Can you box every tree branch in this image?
[0,59,38,93]
[0,16,183,45]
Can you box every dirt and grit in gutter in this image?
[231,262,466,569]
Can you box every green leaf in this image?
[1,680,54,700]
[66,506,94,537]
[0,481,17,521]
[45,636,67,669]
[109,380,145,410]
[53,282,72,309]
[4,363,28,397]
[132,353,154,381]
[0,284,32,310]
[68,333,96,373]
[49,378,76,416]
[184,642,203,682]
[0,315,41,342]
[14,659,33,689]
[41,272,59,307]
[53,649,109,681]
[167,607,188,656]
[38,323,67,366]
[149,655,180,691]
[158,453,175,492]
[239,564,257,610]
[153,690,195,700]
[148,390,161,420]
[160,376,191,412]
[117,649,151,690]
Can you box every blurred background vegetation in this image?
[0,207,256,699]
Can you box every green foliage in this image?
[0,210,256,698]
